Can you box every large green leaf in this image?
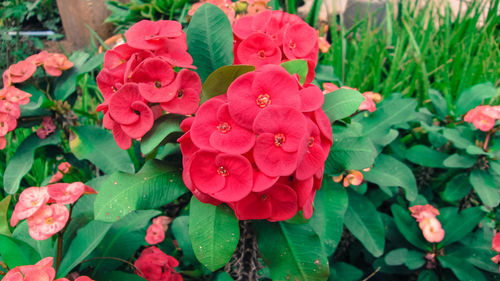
[309,181,347,256]
[255,221,329,281]
[439,207,484,247]
[364,154,418,201]
[281,60,308,84]
[12,221,55,259]
[405,145,447,168]
[391,204,430,251]
[322,88,364,121]
[70,125,134,174]
[92,210,160,274]
[201,65,255,103]
[0,195,11,236]
[442,127,475,149]
[469,170,500,208]
[94,160,187,222]
[443,154,476,168]
[189,197,239,271]
[441,173,472,202]
[455,82,497,115]
[140,114,186,155]
[0,234,40,268]
[186,3,233,82]
[344,190,385,257]
[57,220,113,278]
[3,132,60,194]
[438,255,487,281]
[384,248,408,266]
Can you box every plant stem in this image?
[55,232,63,272]
[483,130,493,151]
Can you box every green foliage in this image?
[281,60,309,84]
[201,65,255,103]
[140,114,186,156]
[0,195,11,236]
[322,88,364,121]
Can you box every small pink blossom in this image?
[10,187,50,227]
[419,217,445,243]
[27,203,70,240]
[464,105,500,132]
[409,204,440,222]
[146,223,165,245]
[1,257,55,281]
[358,91,381,113]
[6,60,37,83]
[343,170,363,187]
[47,182,96,205]
[493,233,500,252]
[43,53,74,76]
[318,36,330,53]
[36,116,56,139]
[322,83,339,94]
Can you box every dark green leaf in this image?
[428,89,448,119]
[364,154,418,201]
[443,127,475,149]
[344,190,385,257]
[54,51,91,101]
[70,125,134,174]
[0,234,40,268]
[443,154,476,168]
[325,135,377,174]
[201,65,255,103]
[405,250,425,269]
[439,207,484,247]
[322,88,364,121]
[391,204,430,251]
[442,173,472,202]
[329,262,363,281]
[0,195,11,236]
[406,145,447,168]
[19,85,49,117]
[417,270,439,281]
[98,271,146,281]
[281,60,308,84]
[189,197,239,271]
[306,0,323,27]
[12,221,55,259]
[309,181,347,256]
[4,132,60,194]
[57,220,113,278]
[455,82,497,115]
[384,248,408,266]
[140,114,186,155]
[94,160,187,222]
[469,170,499,208]
[171,216,196,265]
[255,221,329,281]
[216,272,234,281]
[438,255,487,281]
[186,3,233,82]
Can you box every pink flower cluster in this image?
[179,65,332,221]
[464,105,500,132]
[36,116,57,139]
[409,204,445,243]
[491,233,500,272]
[333,168,370,187]
[96,20,202,150]
[135,246,182,281]
[233,10,318,82]
[10,183,96,240]
[145,216,172,245]
[49,162,72,183]
[2,257,93,281]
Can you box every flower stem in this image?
[56,232,63,272]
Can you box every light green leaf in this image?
[255,221,329,281]
[438,255,487,281]
[94,160,187,222]
[12,221,55,259]
[439,207,484,247]
[201,65,255,103]
[391,204,430,251]
[140,114,186,155]
[443,154,476,168]
[4,132,60,194]
[322,88,364,121]
[281,60,308,84]
[0,234,40,268]
[57,220,113,278]
[455,82,497,115]
[428,89,448,119]
[325,134,377,174]
[443,127,475,149]
[406,145,447,168]
[171,216,197,265]
[189,197,239,271]
[469,170,500,207]
[0,195,11,236]
[344,190,385,257]
[441,173,472,202]
[364,154,418,201]
[186,3,233,82]
[405,250,425,269]
[70,125,134,174]
[384,248,408,266]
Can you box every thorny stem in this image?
[55,204,74,272]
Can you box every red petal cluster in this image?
[2,257,93,281]
[233,10,318,83]
[179,66,332,221]
[135,246,183,281]
[96,20,202,150]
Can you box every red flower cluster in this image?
[492,233,500,272]
[233,10,318,82]
[179,66,332,221]
[135,246,183,281]
[96,20,202,150]
[1,257,93,281]
[0,52,73,149]
[145,216,172,245]
[10,183,96,240]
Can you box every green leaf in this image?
[417,270,439,281]
[344,190,385,257]
[97,271,146,281]
[405,145,447,168]
[329,262,363,281]
[186,3,233,82]
[94,160,187,222]
[455,82,497,115]
[19,85,49,117]
[216,272,234,281]
[384,248,408,266]
[441,173,472,202]
[364,154,418,201]
[140,114,186,155]
[70,125,134,174]
[281,60,308,84]
[92,210,160,274]
[322,88,364,121]
[309,181,347,256]
[255,221,329,281]
[201,65,255,103]
[4,132,60,194]
[171,216,196,265]
[439,207,484,247]
[405,250,425,269]
[57,220,113,278]
[54,51,91,101]
[325,133,377,174]
[12,221,55,259]
[189,197,239,271]
[391,204,430,251]
[428,89,448,119]
[443,127,475,149]
[443,154,476,168]
[469,170,500,208]
[0,195,11,236]
[0,234,40,268]
[306,0,323,27]
[438,255,487,281]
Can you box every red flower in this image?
[298,84,324,112]
[96,69,123,100]
[0,113,16,137]
[125,20,184,50]
[159,69,202,115]
[103,43,139,77]
[129,57,176,103]
[43,53,74,76]
[282,23,318,60]
[236,33,282,67]
[47,182,96,204]
[296,119,327,180]
[134,246,183,281]
[27,203,70,240]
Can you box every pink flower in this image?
[146,223,165,245]
[419,217,445,243]
[322,82,339,94]
[464,105,500,132]
[0,112,17,137]
[159,69,202,115]
[134,246,183,281]
[49,162,72,183]
[0,100,21,119]
[10,187,50,227]
[96,69,123,100]
[409,204,440,222]
[103,43,139,77]
[0,136,6,149]
[26,51,50,66]
[493,233,500,252]
[343,170,364,187]
[358,91,381,113]
[6,60,37,83]
[318,36,330,53]
[236,33,282,67]
[74,277,94,281]
[125,20,184,51]
[47,182,96,205]
[153,216,172,230]
[36,116,56,139]
[43,53,74,76]
[4,86,31,105]
[27,204,70,240]
[2,257,55,281]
